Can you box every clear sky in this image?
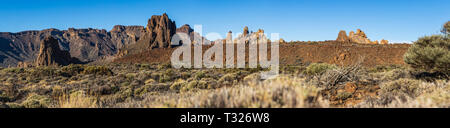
[0,0,449,42]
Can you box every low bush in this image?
[404,35,449,74]
[303,63,337,76]
[169,79,186,91]
[21,93,51,108]
[61,64,85,76]
[82,66,113,76]
[218,73,238,85]
[314,64,364,88]
[2,68,24,73]
[380,78,422,98]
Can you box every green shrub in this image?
[380,69,410,81]
[242,73,261,84]
[157,63,172,70]
[82,66,113,76]
[0,91,11,102]
[199,78,219,89]
[169,79,186,91]
[116,86,133,101]
[61,64,85,75]
[144,79,156,84]
[404,35,450,74]
[380,78,422,98]
[218,73,238,85]
[336,92,352,100]
[303,63,337,75]
[368,65,403,73]
[139,64,151,70]
[28,67,59,77]
[21,93,51,108]
[2,68,24,73]
[5,103,24,108]
[159,69,175,82]
[184,80,208,91]
[194,71,207,80]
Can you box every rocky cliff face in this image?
[176,24,195,40]
[145,13,177,48]
[336,29,388,44]
[336,30,351,42]
[0,26,144,67]
[35,36,80,66]
[117,13,177,56]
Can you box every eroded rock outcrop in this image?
[0,26,144,67]
[336,30,351,42]
[336,29,388,44]
[380,39,389,44]
[144,13,177,48]
[176,24,195,40]
[35,36,80,66]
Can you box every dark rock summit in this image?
[144,13,177,48]
[176,24,195,40]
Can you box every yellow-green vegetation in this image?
[0,62,448,108]
[21,93,52,108]
[404,35,450,74]
[303,63,337,75]
[117,76,329,108]
[82,66,114,76]
[380,78,422,98]
[404,22,450,76]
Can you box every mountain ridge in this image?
[0,13,190,67]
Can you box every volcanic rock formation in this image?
[117,13,177,56]
[0,13,188,67]
[145,13,177,48]
[336,29,388,44]
[176,24,195,40]
[336,30,351,42]
[0,26,144,67]
[35,36,80,66]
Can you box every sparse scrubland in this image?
[0,61,448,108]
[0,20,448,108]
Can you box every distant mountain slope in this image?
[0,13,195,67]
[0,26,144,67]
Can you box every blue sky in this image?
[0,0,449,42]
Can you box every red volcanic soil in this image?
[280,41,410,67]
[113,41,410,67]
